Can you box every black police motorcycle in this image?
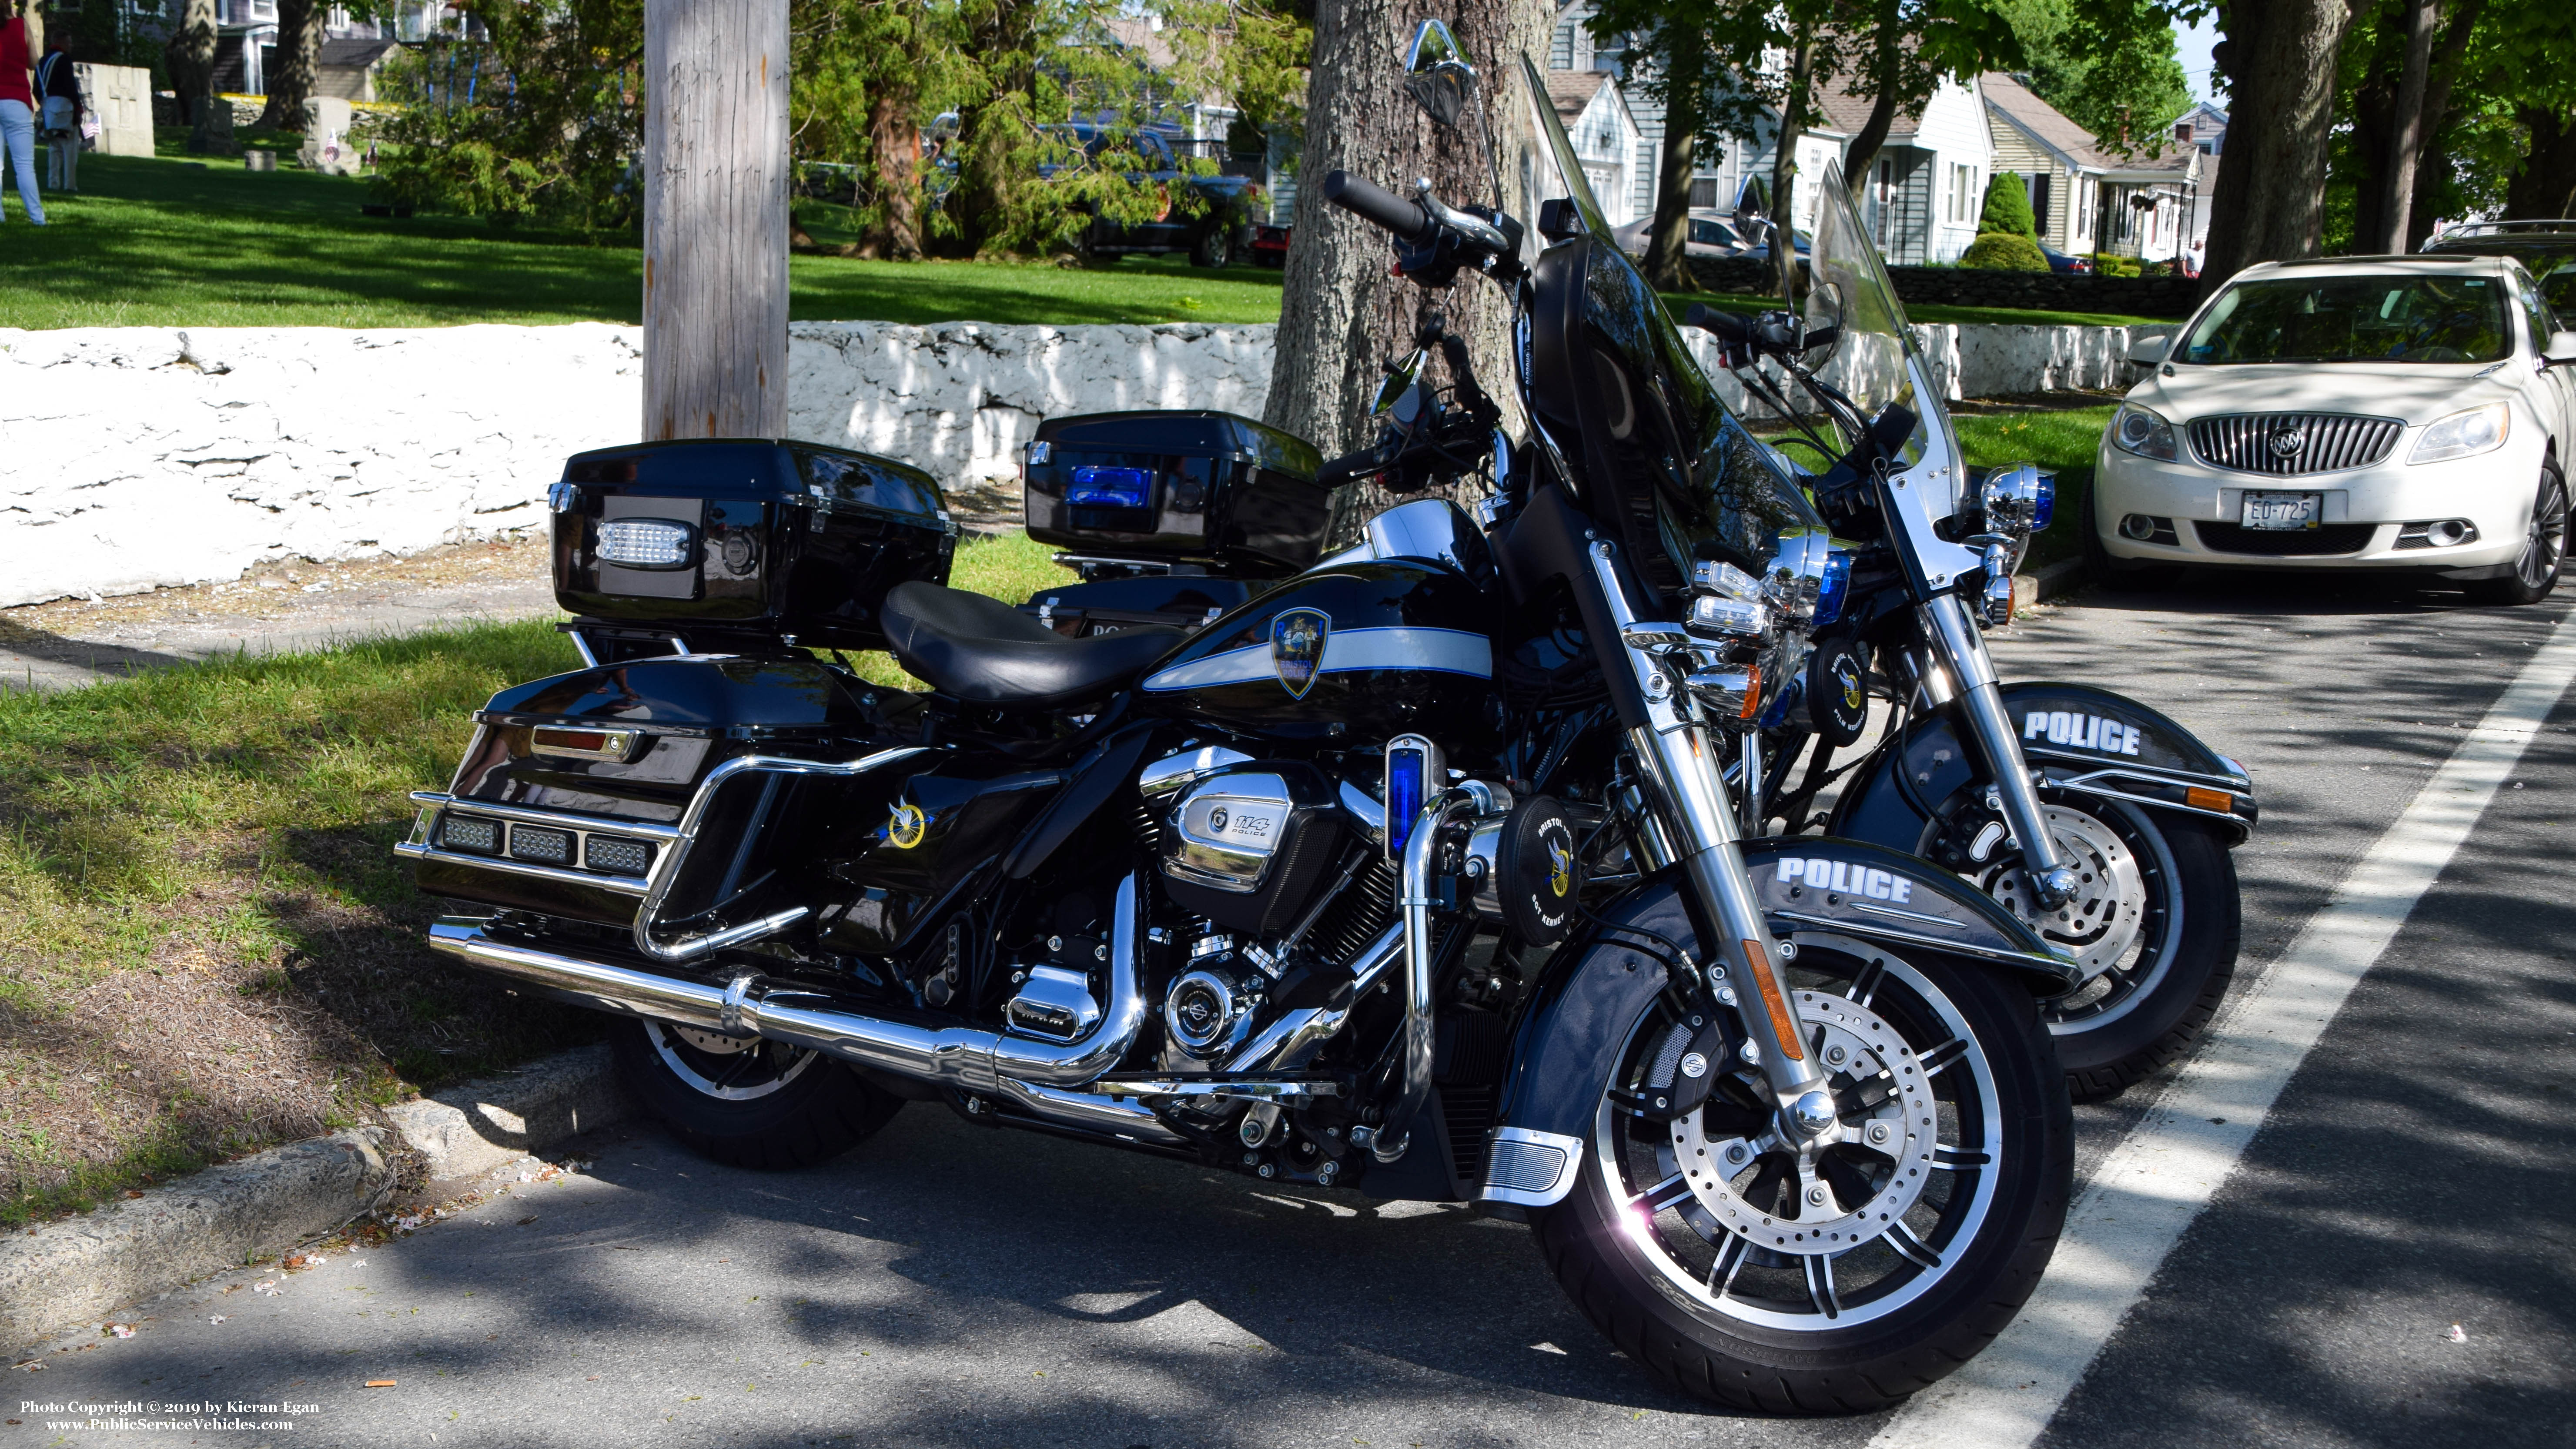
[1314,178,2261,1103]
[401,29,2095,1412]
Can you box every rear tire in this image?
[1532,940,2073,1414]
[1189,224,1234,268]
[2464,465,2566,606]
[614,1018,903,1171]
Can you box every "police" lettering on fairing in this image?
[1775,857,1914,903]
[2022,709,2141,756]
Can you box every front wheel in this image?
[613,1018,903,1171]
[1534,937,2072,1414]
[1188,223,1234,268]
[2464,465,2566,606]
[1954,800,2241,1101]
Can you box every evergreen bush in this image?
[1959,231,2050,271]
[1979,171,2035,236]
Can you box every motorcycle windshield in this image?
[1517,57,1825,585]
[1796,163,1966,525]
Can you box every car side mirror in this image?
[2126,332,2170,366]
[2547,329,2576,368]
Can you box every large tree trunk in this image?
[2201,0,2353,287]
[1264,0,1551,471]
[170,0,219,144]
[1842,12,1900,204]
[1641,122,1699,291]
[256,0,325,131]
[642,0,791,440]
[2345,68,2395,257]
[859,59,923,261]
[2507,108,2576,219]
[2376,0,2440,253]
[2404,0,2485,248]
[1765,29,1815,297]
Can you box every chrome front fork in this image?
[1920,592,2077,909]
[1588,543,1829,1109]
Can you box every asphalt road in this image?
[11,573,2573,1449]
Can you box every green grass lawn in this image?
[0,150,1286,330]
[1665,289,2166,331]
[7,148,2164,334]
[1952,404,2115,571]
[0,529,1067,1224]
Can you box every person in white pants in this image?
[35,37,76,194]
[0,16,42,225]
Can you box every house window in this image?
[1689,177,1717,208]
[2029,173,2052,235]
[1947,164,1978,224]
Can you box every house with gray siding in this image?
[1982,71,2202,262]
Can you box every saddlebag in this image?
[400,654,918,928]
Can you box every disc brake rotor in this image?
[1666,990,1940,1256]
[1981,805,2145,978]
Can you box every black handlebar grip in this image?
[1683,303,1754,345]
[1321,170,1431,242]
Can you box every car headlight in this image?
[2409,403,2510,464]
[2111,405,2177,462]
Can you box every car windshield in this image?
[2180,274,2510,365]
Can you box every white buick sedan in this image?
[2092,254,2576,604]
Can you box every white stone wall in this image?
[0,324,642,610]
[785,321,1275,497]
[0,318,2136,609]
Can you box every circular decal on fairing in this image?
[885,802,928,849]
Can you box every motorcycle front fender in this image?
[1832,681,2258,849]
[1479,850,2074,1211]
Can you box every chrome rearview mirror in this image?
[1402,20,1476,131]
[1372,348,1431,427]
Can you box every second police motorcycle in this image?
[397,27,2254,1413]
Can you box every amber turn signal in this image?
[2184,786,2233,813]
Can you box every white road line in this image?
[1871,606,2576,1449]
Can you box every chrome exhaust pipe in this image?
[428,873,1151,1094]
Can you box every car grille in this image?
[2193,522,2382,556]
[2187,413,2404,475]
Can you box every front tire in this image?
[613,1018,903,1171]
[1189,223,1234,268]
[2464,465,2566,606]
[1533,938,2072,1414]
[1963,802,2241,1101]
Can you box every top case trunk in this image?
[553,438,957,651]
[1022,411,1327,576]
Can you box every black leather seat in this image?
[879,582,1183,709]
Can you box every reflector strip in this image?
[1742,937,1805,1059]
[2184,786,2234,812]
[530,726,638,762]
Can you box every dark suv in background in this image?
[1050,125,1268,268]
[2423,219,2576,314]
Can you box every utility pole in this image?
[641,0,790,441]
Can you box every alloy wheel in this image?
[1592,937,2006,1330]
[647,1020,820,1101]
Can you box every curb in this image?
[2014,556,2091,612]
[380,1042,629,1192]
[2,1043,628,1355]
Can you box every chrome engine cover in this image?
[1164,772,1298,892]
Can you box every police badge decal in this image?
[1270,608,1330,699]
